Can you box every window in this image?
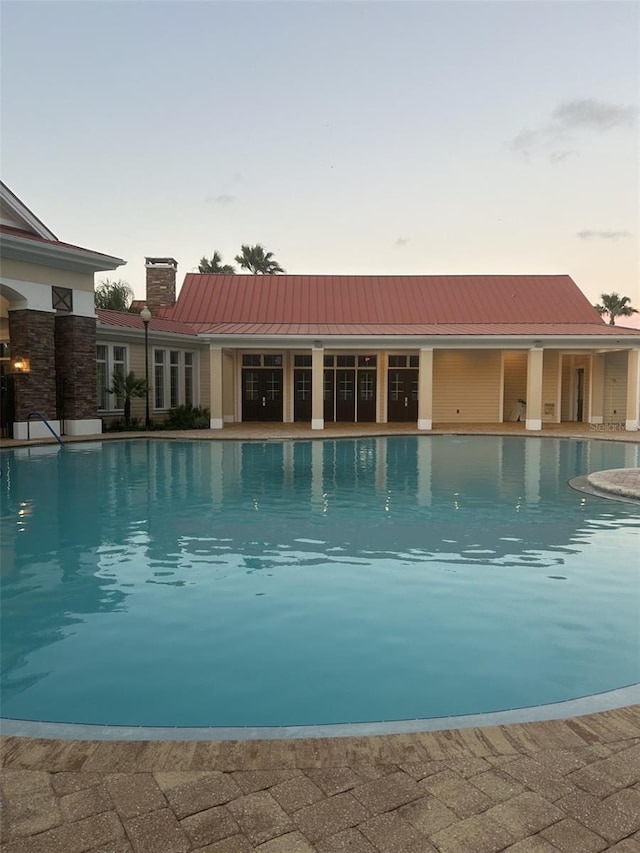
[337,355,355,367]
[170,351,180,407]
[96,344,127,411]
[154,350,166,409]
[409,355,419,368]
[153,349,197,410]
[388,355,407,368]
[358,355,376,368]
[184,353,194,405]
[242,354,261,367]
[264,354,283,367]
[323,355,335,367]
[294,354,312,367]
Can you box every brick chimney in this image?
[145,257,177,312]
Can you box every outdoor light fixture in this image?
[140,306,151,429]
[11,356,30,374]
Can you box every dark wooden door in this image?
[242,369,283,421]
[335,369,355,421]
[323,369,335,422]
[387,369,418,422]
[357,370,376,422]
[294,369,312,421]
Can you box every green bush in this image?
[165,404,210,430]
[104,417,143,432]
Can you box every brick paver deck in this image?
[2,707,640,851]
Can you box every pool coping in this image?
[2,684,639,741]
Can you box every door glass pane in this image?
[359,372,374,400]
[266,371,281,400]
[245,371,259,401]
[339,374,353,400]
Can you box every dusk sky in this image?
[2,1,638,312]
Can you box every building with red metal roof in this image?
[1,176,638,437]
[138,261,639,432]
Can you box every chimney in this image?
[145,257,177,312]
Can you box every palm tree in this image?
[234,244,285,274]
[95,279,134,310]
[198,251,236,274]
[108,370,148,426]
[594,292,638,326]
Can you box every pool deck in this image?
[1,424,639,851]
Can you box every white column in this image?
[311,346,324,430]
[625,348,639,431]
[209,345,224,429]
[417,347,433,430]
[525,348,543,430]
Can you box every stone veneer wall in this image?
[55,314,98,419]
[146,266,176,312]
[8,309,57,420]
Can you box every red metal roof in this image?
[193,321,639,337]
[167,274,607,329]
[96,309,199,336]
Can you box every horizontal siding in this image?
[433,350,502,422]
[542,350,561,423]
[503,352,527,421]
[604,351,628,422]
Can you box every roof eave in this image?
[200,332,640,349]
[1,231,125,273]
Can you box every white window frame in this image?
[97,344,128,412]
[152,348,198,411]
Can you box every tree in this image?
[95,279,135,310]
[198,251,236,274]
[108,370,148,426]
[594,292,638,326]
[234,243,285,274]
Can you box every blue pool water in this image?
[1,436,639,729]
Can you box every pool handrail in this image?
[27,412,65,447]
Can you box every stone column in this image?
[526,348,544,430]
[55,314,101,435]
[8,309,59,439]
[625,348,639,431]
[417,347,433,430]
[209,345,224,429]
[311,346,324,430]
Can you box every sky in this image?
[1,0,638,314]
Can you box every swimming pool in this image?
[1,435,638,731]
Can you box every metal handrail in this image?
[27,412,65,446]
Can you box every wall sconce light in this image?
[11,356,31,373]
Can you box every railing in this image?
[27,412,65,446]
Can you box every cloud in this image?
[548,150,578,165]
[576,230,633,240]
[552,99,637,131]
[394,237,410,246]
[510,98,637,160]
[204,194,236,205]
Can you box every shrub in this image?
[165,404,210,430]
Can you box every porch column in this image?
[55,314,102,435]
[209,345,223,429]
[625,348,639,431]
[8,308,60,440]
[417,347,433,430]
[311,345,324,430]
[525,347,543,430]
[589,353,604,425]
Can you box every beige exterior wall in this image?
[503,351,527,420]
[603,351,628,422]
[433,350,502,422]
[541,350,562,423]
[0,258,95,292]
[222,350,236,422]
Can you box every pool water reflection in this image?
[1,435,638,728]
